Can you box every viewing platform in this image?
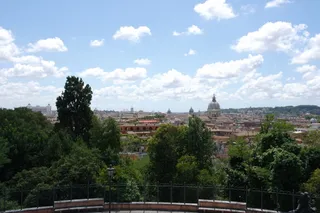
[3,198,282,213]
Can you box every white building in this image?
[26,103,52,116]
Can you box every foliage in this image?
[2,92,320,213]
[186,116,215,169]
[51,142,104,185]
[303,169,320,195]
[0,108,53,181]
[175,155,198,184]
[56,76,93,142]
[90,116,121,153]
[0,137,10,168]
[304,130,320,148]
[300,147,320,182]
[269,148,302,191]
[148,124,182,183]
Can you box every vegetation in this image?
[222,105,320,115]
[0,76,319,211]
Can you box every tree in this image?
[51,142,103,185]
[0,137,10,168]
[228,138,250,171]
[304,130,320,148]
[90,116,120,152]
[303,169,320,195]
[186,116,215,169]
[0,108,52,181]
[96,158,142,202]
[270,148,302,192]
[56,76,93,142]
[148,124,183,183]
[175,155,198,184]
[300,147,320,182]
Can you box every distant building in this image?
[26,103,52,116]
[189,107,194,115]
[207,94,221,121]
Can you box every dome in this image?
[207,94,220,111]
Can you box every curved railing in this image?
[1,184,319,213]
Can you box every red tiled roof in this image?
[139,120,159,123]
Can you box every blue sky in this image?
[1,0,320,112]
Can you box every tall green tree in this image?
[187,116,215,169]
[148,124,184,183]
[56,76,93,142]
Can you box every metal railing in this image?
[1,183,319,212]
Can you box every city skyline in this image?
[1,0,320,112]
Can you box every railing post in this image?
[116,183,119,203]
[103,185,106,203]
[37,190,39,208]
[52,187,55,205]
[3,187,6,211]
[70,183,72,201]
[276,188,279,211]
[197,184,199,201]
[184,183,186,204]
[108,182,111,213]
[87,180,90,200]
[212,185,215,200]
[228,185,231,202]
[170,182,173,204]
[261,187,263,210]
[245,186,248,210]
[20,188,23,210]
[143,184,146,204]
[292,189,295,211]
[157,182,159,203]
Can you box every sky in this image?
[1,0,320,112]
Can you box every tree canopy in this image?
[0,76,320,211]
[56,76,93,142]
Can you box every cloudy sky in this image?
[1,0,320,112]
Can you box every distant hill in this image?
[222,105,320,115]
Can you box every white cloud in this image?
[184,49,196,56]
[0,27,20,61]
[93,69,228,102]
[240,4,256,15]
[194,0,236,21]
[134,58,151,66]
[0,81,62,109]
[0,27,68,79]
[113,26,151,42]
[291,34,320,64]
[27,37,68,52]
[232,22,308,53]
[4,55,68,78]
[265,0,291,8]
[79,67,147,82]
[235,72,283,100]
[196,54,264,79]
[296,65,319,80]
[90,39,104,47]
[173,25,203,36]
[286,77,295,81]
[296,64,317,73]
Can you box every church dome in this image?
[207,94,220,111]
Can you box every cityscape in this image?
[1,0,320,213]
[25,92,320,160]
